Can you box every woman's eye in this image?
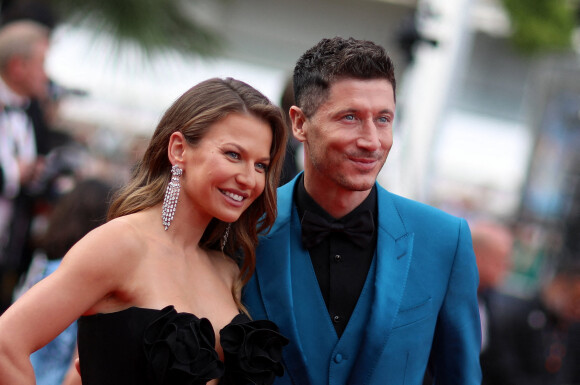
[226,151,240,160]
[255,163,268,172]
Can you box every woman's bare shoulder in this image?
[207,249,240,286]
[75,215,144,256]
[58,214,149,282]
[51,213,155,313]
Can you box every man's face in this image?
[18,39,49,99]
[295,77,395,193]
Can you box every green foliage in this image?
[51,0,223,57]
[501,0,578,54]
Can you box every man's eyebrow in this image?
[378,108,395,115]
[333,108,358,115]
[334,108,395,115]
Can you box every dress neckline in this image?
[81,305,246,329]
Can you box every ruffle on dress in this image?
[143,306,224,385]
[220,313,289,385]
[142,306,289,385]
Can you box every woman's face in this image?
[180,113,273,224]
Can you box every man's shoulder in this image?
[377,185,462,225]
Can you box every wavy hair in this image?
[293,36,396,117]
[108,78,287,310]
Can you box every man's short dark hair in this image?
[293,36,396,117]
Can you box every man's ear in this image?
[290,106,307,143]
[168,132,186,165]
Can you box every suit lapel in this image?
[254,178,311,385]
[348,186,414,385]
[256,181,415,385]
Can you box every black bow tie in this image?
[301,209,374,249]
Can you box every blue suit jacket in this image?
[243,176,482,385]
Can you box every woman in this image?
[0,78,289,385]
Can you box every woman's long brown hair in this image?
[107,78,287,311]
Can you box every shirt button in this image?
[333,315,341,323]
[334,254,342,262]
[334,353,343,363]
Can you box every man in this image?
[469,220,514,385]
[0,20,50,311]
[486,262,580,385]
[243,37,482,385]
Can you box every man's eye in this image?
[344,114,356,121]
[377,116,389,123]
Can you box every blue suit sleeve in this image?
[428,218,482,384]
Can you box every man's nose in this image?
[357,120,381,151]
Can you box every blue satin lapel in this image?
[348,186,414,385]
[255,181,414,385]
[254,178,311,385]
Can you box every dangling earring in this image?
[221,223,231,252]
[162,164,182,230]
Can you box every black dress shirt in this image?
[295,175,377,337]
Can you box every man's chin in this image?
[339,177,376,192]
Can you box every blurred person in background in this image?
[1,0,60,157]
[491,261,580,385]
[12,178,113,385]
[472,220,514,349]
[470,220,517,385]
[0,77,289,385]
[472,221,514,290]
[0,19,51,312]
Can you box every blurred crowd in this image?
[0,1,136,314]
[1,1,579,385]
[472,219,580,385]
[0,3,144,384]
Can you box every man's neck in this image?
[303,175,373,219]
[0,74,28,107]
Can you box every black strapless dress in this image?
[77,306,288,385]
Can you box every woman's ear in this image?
[290,106,307,143]
[168,132,186,165]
